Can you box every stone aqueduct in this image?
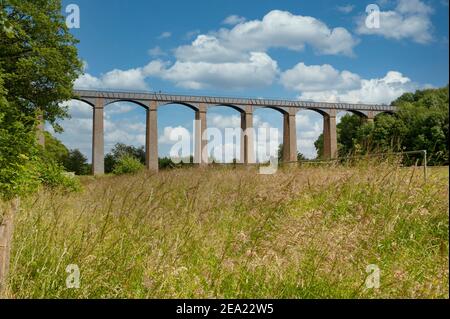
[58,89,396,174]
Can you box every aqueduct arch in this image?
[50,90,396,174]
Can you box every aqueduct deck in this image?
[66,89,396,174]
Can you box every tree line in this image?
[314,86,449,165]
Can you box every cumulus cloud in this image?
[175,35,248,63]
[144,10,358,90]
[159,126,191,145]
[356,0,434,44]
[208,113,241,129]
[223,15,246,25]
[76,10,360,92]
[296,70,417,104]
[280,61,417,104]
[75,52,278,91]
[74,60,168,91]
[75,68,149,90]
[216,10,358,56]
[176,10,358,59]
[280,63,361,92]
[157,52,279,90]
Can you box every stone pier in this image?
[282,110,297,162]
[323,110,337,160]
[194,104,208,165]
[71,89,394,175]
[240,110,255,164]
[146,101,159,172]
[92,98,104,175]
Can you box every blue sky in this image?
[50,0,449,162]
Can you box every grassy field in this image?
[2,162,449,298]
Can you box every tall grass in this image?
[3,162,449,298]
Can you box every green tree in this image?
[313,86,449,165]
[104,143,146,173]
[314,113,365,159]
[0,0,82,198]
[64,149,89,175]
[314,134,324,159]
[42,132,69,164]
[0,73,40,198]
[1,0,82,128]
[336,114,365,157]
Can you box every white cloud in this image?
[104,102,136,116]
[214,10,358,56]
[175,35,248,63]
[74,60,168,91]
[76,10,360,92]
[157,52,279,90]
[223,15,246,25]
[280,62,361,92]
[75,68,149,90]
[208,113,241,129]
[183,10,357,59]
[297,70,417,104]
[159,126,191,145]
[396,0,433,15]
[153,10,358,90]
[281,62,417,104]
[356,0,434,44]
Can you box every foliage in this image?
[64,149,90,175]
[337,114,365,157]
[0,73,40,199]
[105,143,145,173]
[41,131,69,165]
[112,155,144,175]
[314,134,324,158]
[359,86,449,164]
[159,156,176,169]
[0,0,82,128]
[35,159,81,192]
[314,86,449,165]
[0,0,82,198]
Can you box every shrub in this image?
[112,155,144,175]
[36,159,81,192]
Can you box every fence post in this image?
[0,198,19,296]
